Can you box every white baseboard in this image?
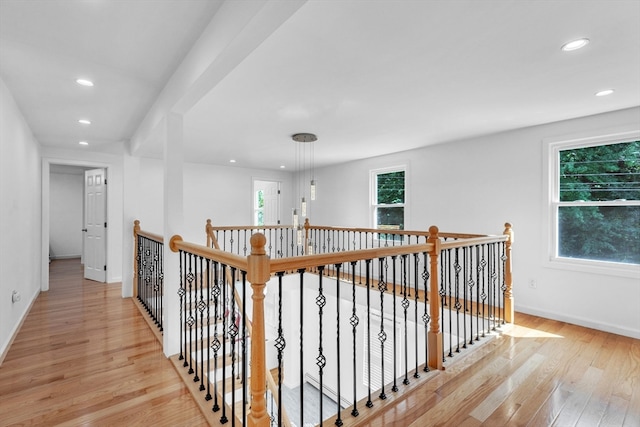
[0,287,40,366]
[516,304,640,339]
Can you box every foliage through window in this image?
[554,139,639,265]
[372,168,405,240]
[254,189,264,226]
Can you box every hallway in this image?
[0,259,206,426]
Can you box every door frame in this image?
[42,158,110,292]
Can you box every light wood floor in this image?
[1,259,639,426]
[0,259,207,426]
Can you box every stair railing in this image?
[133,220,164,341]
[169,221,513,426]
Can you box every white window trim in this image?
[543,127,640,278]
[370,165,407,238]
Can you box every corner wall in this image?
[0,77,42,361]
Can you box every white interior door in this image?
[84,168,106,282]
[254,180,281,225]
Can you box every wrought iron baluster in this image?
[401,254,410,385]
[316,266,327,426]
[349,261,360,417]
[378,257,387,400]
[335,263,344,427]
[219,264,228,424]
[211,261,221,412]
[422,252,430,372]
[391,255,398,392]
[439,251,446,362]
[454,248,462,354]
[413,252,420,377]
[365,259,373,408]
[298,268,305,427]
[197,256,205,389]
[205,259,212,401]
[187,254,195,374]
[480,245,487,338]
[501,242,507,325]
[230,267,238,427]
[178,250,185,361]
[275,273,286,427]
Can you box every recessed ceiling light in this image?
[76,78,94,87]
[79,141,89,146]
[595,89,614,97]
[78,119,91,125]
[280,165,286,169]
[229,159,236,163]
[561,38,590,51]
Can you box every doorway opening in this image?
[43,160,109,291]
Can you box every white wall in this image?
[131,157,293,243]
[311,107,640,339]
[0,77,42,361]
[49,172,83,259]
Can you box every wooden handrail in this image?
[440,234,508,250]
[170,236,248,271]
[270,243,434,273]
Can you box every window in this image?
[372,167,405,239]
[549,135,639,271]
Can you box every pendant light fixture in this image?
[292,133,317,247]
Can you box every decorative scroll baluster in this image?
[401,254,410,385]
[462,247,468,349]
[501,241,508,325]
[275,272,286,427]
[446,249,454,358]
[422,252,430,373]
[316,266,327,426]
[378,257,387,400]
[475,245,481,342]
[439,249,446,362]
[187,255,195,374]
[335,263,344,427]
[391,255,398,392]
[480,245,487,338]
[467,246,475,346]
[205,258,212,401]
[454,248,462,354]
[349,261,359,418]
[230,267,238,426]
[211,261,221,412]
[413,253,420,377]
[178,250,185,362]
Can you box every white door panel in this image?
[84,168,106,282]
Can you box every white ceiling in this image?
[1,0,639,171]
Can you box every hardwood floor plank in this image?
[1,259,638,427]
[0,259,207,427]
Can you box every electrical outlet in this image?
[528,279,537,289]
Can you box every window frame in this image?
[544,128,640,278]
[370,165,407,241]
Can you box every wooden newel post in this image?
[206,219,213,247]
[503,222,514,324]
[427,225,443,370]
[247,233,270,427]
[133,220,140,299]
